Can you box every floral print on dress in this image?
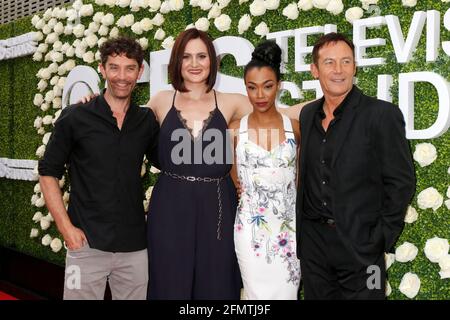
[235,135,300,286]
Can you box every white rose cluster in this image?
[424,237,449,279]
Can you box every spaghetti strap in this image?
[213,90,218,109]
[281,114,295,140]
[171,91,177,107]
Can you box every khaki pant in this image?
[63,243,148,300]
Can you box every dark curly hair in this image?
[99,36,144,67]
[244,40,282,82]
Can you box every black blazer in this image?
[296,86,416,265]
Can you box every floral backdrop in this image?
[0,0,449,299]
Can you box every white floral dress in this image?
[234,114,300,300]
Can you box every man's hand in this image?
[62,224,88,250]
[77,93,99,104]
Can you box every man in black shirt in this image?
[39,37,159,300]
[296,33,415,299]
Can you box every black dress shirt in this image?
[38,93,159,252]
[303,87,354,220]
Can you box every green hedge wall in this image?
[0,0,449,299]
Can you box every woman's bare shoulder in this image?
[147,90,175,107]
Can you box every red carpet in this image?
[0,291,18,300]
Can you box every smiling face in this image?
[99,53,143,100]
[311,40,356,101]
[181,38,211,86]
[245,66,280,113]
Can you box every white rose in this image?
[208,4,221,19]
[445,199,450,210]
[185,24,195,30]
[154,28,166,40]
[63,192,70,204]
[33,93,44,106]
[404,205,418,224]
[98,25,109,36]
[43,132,52,146]
[66,9,78,22]
[53,41,63,52]
[298,0,313,10]
[169,0,184,10]
[93,12,105,23]
[54,22,64,35]
[33,52,43,62]
[53,110,62,124]
[83,51,95,64]
[34,31,44,42]
[150,166,161,174]
[417,187,443,211]
[40,103,50,112]
[34,117,43,129]
[57,8,67,20]
[424,237,449,263]
[72,0,83,10]
[214,14,231,32]
[31,195,39,206]
[40,218,51,230]
[448,167,450,174]
[413,143,437,167]
[145,186,154,200]
[73,24,85,38]
[31,15,40,27]
[38,127,46,135]
[218,0,231,9]
[385,252,395,270]
[239,0,249,3]
[399,272,420,299]
[238,14,252,35]
[59,176,65,188]
[345,7,364,24]
[395,242,418,263]
[149,0,162,11]
[160,1,171,13]
[110,27,120,38]
[250,0,266,16]
[326,0,344,15]
[88,22,100,34]
[123,14,136,27]
[47,18,57,29]
[104,0,116,6]
[195,17,210,32]
[45,33,58,44]
[95,51,101,62]
[386,281,392,297]
[162,36,175,49]
[36,145,46,158]
[42,24,52,35]
[152,13,165,26]
[42,115,53,125]
[64,60,76,71]
[39,68,51,80]
[254,22,269,37]
[282,3,299,20]
[45,90,55,103]
[35,196,46,208]
[50,238,63,253]
[64,25,73,36]
[198,0,213,10]
[131,22,143,35]
[37,79,47,92]
[438,255,450,279]
[51,51,64,63]
[41,234,53,246]
[130,0,142,11]
[402,0,417,7]
[312,0,330,9]
[101,13,115,26]
[35,19,45,30]
[53,97,62,109]
[32,211,43,222]
[118,0,131,7]
[139,37,149,50]
[140,18,153,31]
[75,46,86,59]
[30,228,39,238]
[265,0,280,10]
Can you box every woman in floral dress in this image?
[229,41,301,299]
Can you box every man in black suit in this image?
[296,33,415,299]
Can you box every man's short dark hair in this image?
[312,32,355,66]
[168,28,218,93]
[99,36,144,67]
